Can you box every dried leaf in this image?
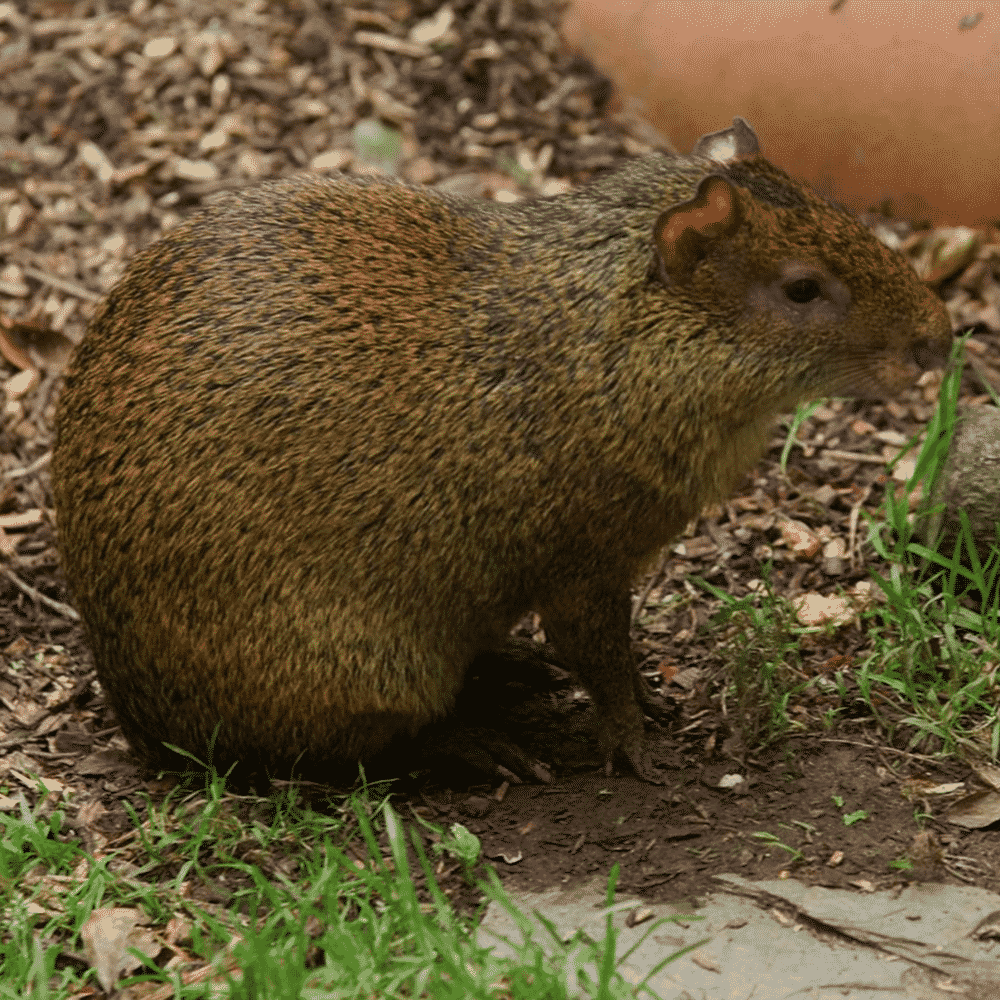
[792,593,855,628]
[945,789,1000,829]
[80,907,146,993]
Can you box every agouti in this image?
[52,118,951,784]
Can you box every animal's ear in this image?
[691,116,760,163]
[653,175,743,285]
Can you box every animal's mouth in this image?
[910,333,953,373]
[834,327,952,401]
[840,364,923,402]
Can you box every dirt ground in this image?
[2,0,1000,920]
[415,699,1000,907]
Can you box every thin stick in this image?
[2,567,78,620]
[4,451,51,478]
[631,547,670,624]
[20,265,102,302]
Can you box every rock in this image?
[921,405,1000,578]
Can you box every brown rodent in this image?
[52,118,951,784]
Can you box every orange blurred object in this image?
[562,1,999,226]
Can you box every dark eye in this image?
[784,278,822,304]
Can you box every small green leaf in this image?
[433,822,481,866]
[352,117,403,171]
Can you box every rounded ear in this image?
[691,116,760,163]
[653,175,743,285]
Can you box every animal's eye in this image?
[784,277,822,304]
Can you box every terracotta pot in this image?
[562,1,999,226]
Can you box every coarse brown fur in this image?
[52,120,952,783]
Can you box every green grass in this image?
[0,773,700,998]
[859,334,1000,758]
[698,334,1000,761]
[693,565,810,750]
